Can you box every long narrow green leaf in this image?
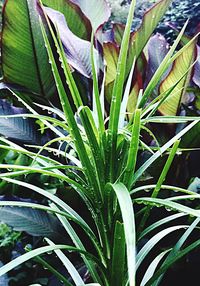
[40,17,99,200]
[90,31,105,135]
[143,115,200,123]
[78,106,105,201]
[140,249,171,286]
[139,140,180,231]
[145,239,200,286]
[119,57,136,129]
[107,0,136,181]
[51,203,105,285]
[123,109,141,189]
[135,197,200,217]
[0,244,95,277]
[136,225,188,270]
[109,182,136,286]
[152,217,200,286]
[138,213,186,241]
[111,221,126,286]
[45,238,85,286]
[33,254,73,286]
[132,120,200,185]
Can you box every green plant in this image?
[0,223,21,249]
[0,0,200,285]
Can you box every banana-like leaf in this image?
[45,7,99,78]
[70,0,111,32]
[128,0,172,67]
[103,42,119,86]
[0,99,41,144]
[127,82,140,116]
[193,45,200,87]
[145,34,169,87]
[159,40,197,115]
[42,0,92,40]
[0,203,63,239]
[2,0,55,98]
[113,23,125,46]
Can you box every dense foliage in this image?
[0,0,199,285]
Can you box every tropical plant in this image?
[0,0,200,285]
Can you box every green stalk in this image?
[139,140,180,232]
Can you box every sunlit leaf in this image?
[70,0,111,32]
[159,40,197,115]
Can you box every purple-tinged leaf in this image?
[96,26,114,45]
[0,99,41,144]
[70,0,111,32]
[145,33,170,87]
[45,7,99,78]
[193,45,200,88]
